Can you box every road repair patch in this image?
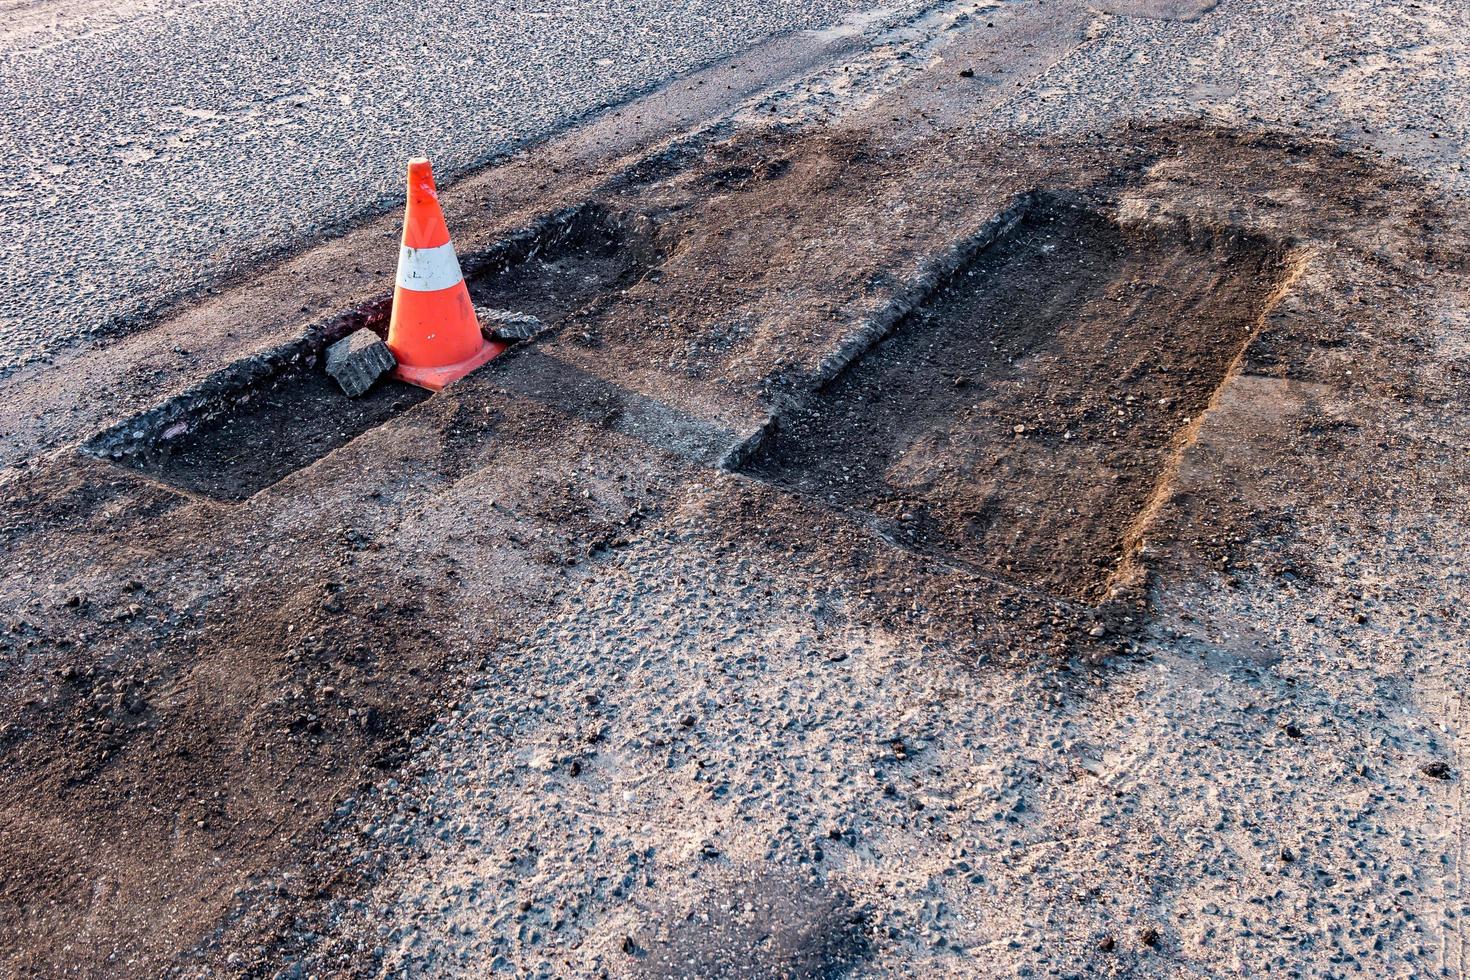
[5,109,1464,978]
[82,204,670,501]
[739,191,1288,602]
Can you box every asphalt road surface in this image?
[0,0,880,374]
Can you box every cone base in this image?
[392,338,507,392]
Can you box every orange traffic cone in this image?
[385,158,504,390]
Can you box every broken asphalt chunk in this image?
[478,308,544,342]
[326,328,396,398]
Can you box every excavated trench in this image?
[738,193,1289,603]
[83,186,1291,595]
[82,204,670,501]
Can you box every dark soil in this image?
[463,209,661,322]
[740,194,1287,602]
[100,207,666,502]
[628,871,870,979]
[128,375,428,500]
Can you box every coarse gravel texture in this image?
[284,444,1468,979]
[296,472,1470,978]
[996,0,1470,187]
[757,0,1470,200]
[0,0,893,374]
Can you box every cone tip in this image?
[407,157,433,180]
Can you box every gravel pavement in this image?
[300,466,1470,978]
[0,0,885,374]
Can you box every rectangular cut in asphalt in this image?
[326,327,396,397]
[740,196,1287,603]
[85,204,660,503]
[130,374,428,501]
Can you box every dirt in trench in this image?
[100,206,667,502]
[740,193,1289,602]
[124,376,428,501]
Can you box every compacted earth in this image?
[2,0,1470,977]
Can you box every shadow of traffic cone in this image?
[386,158,504,391]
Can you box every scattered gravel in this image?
[292,460,1469,976]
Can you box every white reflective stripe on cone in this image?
[396,240,464,292]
